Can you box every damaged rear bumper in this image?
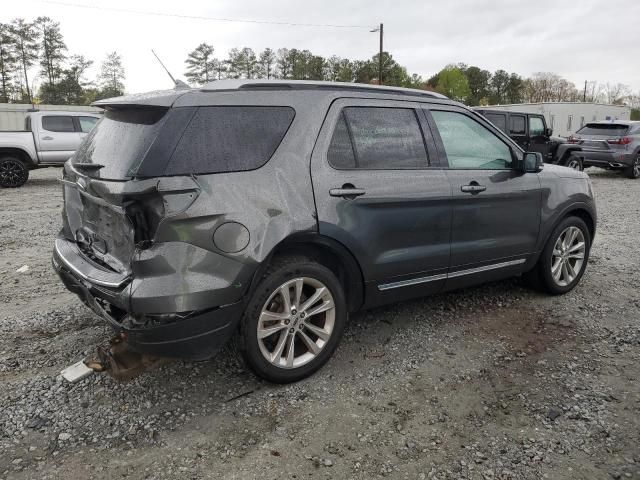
[52,238,247,360]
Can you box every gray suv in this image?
[53,80,597,383]
[569,121,640,178]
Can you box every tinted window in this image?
[79,116,98,133]
[529,116,545,136]
[327,112,356,169]
[509,115,526,135]
[577,123,630,136]
[484,113,507,132]
[328,107,428,169]
[73,108,168,179]
[431,110,513,170]
[165,106,294,175]
[42,115,74,132]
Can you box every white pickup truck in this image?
[0,110,102,188]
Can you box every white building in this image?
[483,102,631,137]
[0,103,101,131]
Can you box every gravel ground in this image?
[0,167,638,480]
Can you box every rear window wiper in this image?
[71,162,105,170]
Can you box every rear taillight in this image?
[607,137,632,145]
[567,135,580,144]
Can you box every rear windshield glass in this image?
[577,123,629,136]
[73,108,168,179]
[164,106,295,175]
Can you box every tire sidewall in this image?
[0,156,29,188]
[240,260,347,383]
[628,155,640,179]
[564,154,583,171]
[540,217,591,295]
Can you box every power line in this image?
[30,0,375,29]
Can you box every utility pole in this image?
[378,23,384,85]
[583,80,587,102]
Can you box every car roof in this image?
[200,79,448,100]
[93,80,449,108]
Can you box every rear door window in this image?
[484,113,507,133]
[42,115,75,132]
[509,115,526,135]
[165,106,295,175]
[327,107,429,169]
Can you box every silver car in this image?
[569,121,640,178]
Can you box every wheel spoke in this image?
[279,284,292,313]
[299,286,326,313]
[259,310,289,323]
[285,333,296,367]
[305,298,334,318]
[551,258,563,278]
[293,278,304,309]
[298,330,321,355]
[258,322,288,339]
[270,330,288,363]
[304,322,330,342]
[568,241,585,253]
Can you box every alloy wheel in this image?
[633,156,640,178]
[550,226,586,287]
[257,277,335,369]
[0,159,26,187]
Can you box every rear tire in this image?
[526,216,591,295]
[0,156,29,188]
[239,255,347,383]
[626,155,640,179]
[563,154,583,171]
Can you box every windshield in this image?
[72,107,168,179]
[577,123,629,136]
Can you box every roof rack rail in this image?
[200,79,447,99]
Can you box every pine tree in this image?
[185,43,217,85]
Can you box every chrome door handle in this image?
[42,136,54,140]
[329,187,366,198]
[461,184,486,194]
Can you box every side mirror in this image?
[545,128,553,136]
[522,152,544,173]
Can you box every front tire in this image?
[626,155,640,179]
[239,255,347,383]
[526,216,591,295]
[0,156,29,188]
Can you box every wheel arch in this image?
[0,147,36,168]
[556,145,582,164]
[247,233,365,313]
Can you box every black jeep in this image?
[475,109,584,170]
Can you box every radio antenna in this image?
[151,49,176,85]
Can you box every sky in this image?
[4,0,640,95]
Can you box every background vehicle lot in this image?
[0,169,638,479]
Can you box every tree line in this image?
[184,44,423,89]
[0,17,124,104]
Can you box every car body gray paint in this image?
[55,81,597,360]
